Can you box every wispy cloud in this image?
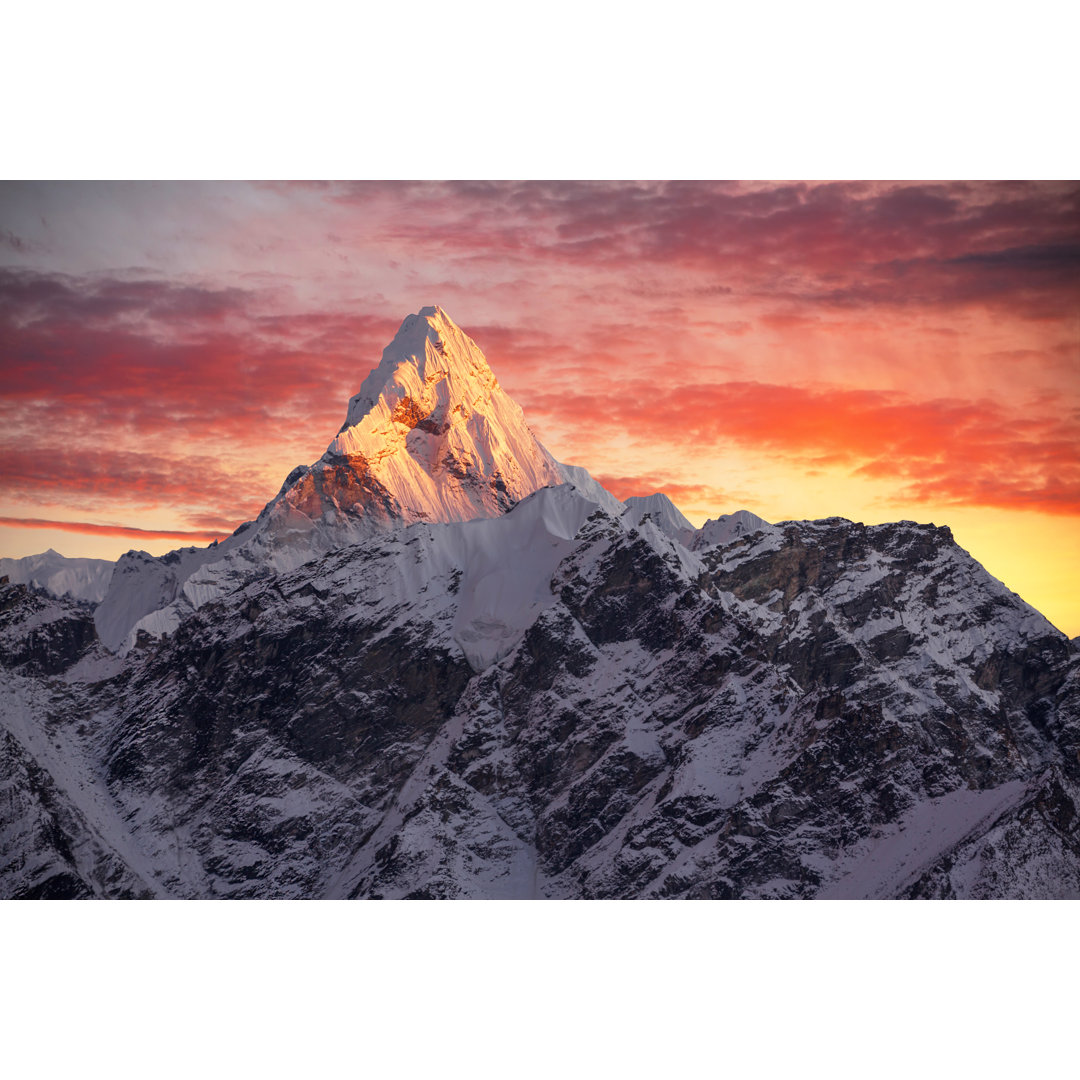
[0,516,227,542]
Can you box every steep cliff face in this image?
[3,310,1077,899]
[0,581,99,676]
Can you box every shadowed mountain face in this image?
[2,311,1078,900]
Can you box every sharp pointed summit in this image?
[273,306,565,533]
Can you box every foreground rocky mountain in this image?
[2,309,1078,899]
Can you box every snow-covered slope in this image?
[0,550,114,605]
[93,543,231,652]
[555,461,625,518]
[622,493,697,547]
[691,510,776,550]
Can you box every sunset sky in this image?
[1,180,1077,634]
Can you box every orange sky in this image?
[1,181,1077,635]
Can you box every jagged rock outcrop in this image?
[0,581,99,676]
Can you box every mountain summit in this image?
[278,306,564,530]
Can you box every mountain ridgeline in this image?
[2,308,1078,899]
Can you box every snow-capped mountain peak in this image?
[622,493,697,546]
[5,306,1080,901]
[283,306,565,529]
[93,308,577,652]
[334,306,485,435]
[691,509,776,550]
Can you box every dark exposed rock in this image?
[0,582,98,676]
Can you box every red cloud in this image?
[0,446,273,530]
[0,270,249,325]
[0,516,227,542]
[523,381,1080,517]
[366,181,1080,321]
[0,274,425,546]
[0,272,406,540]
[2,227,1076,549]
[0,272,397,441]
[592,473,738,508]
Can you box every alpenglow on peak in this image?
[308,305,565,525]
[334,306,495,441]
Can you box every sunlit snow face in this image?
[1,180,1078,635]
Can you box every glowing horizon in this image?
[1,181,1077,635]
